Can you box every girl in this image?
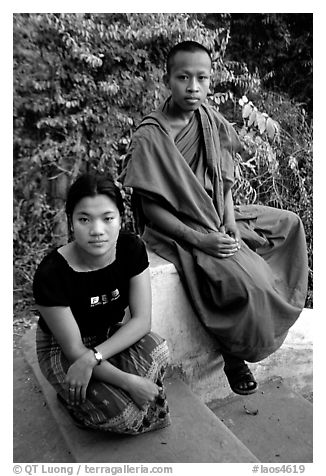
[33,173,170,434]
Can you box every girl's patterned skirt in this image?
[36,324,171,434]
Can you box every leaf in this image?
[266,117,276,140]
[234,164,241,180]
[248,110,257,127]
[256,112,266,134]
[244,405,259,415]
[242,103,252,119]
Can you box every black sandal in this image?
[223,361,258,396]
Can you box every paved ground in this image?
[13,341,73,462]
[13,307,73,463]
[209,378,313,463]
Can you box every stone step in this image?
[21,327,259,463]
[208,377,313,463]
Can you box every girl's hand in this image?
[125,374,161,410]
[65,350,96,405]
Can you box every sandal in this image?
[223,361,258,396]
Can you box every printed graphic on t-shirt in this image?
[90,296,101,307]
[90,289,120,307]
[111,289,120,301]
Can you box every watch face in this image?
[93,349,102,364]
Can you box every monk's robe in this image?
[123,99,308,362]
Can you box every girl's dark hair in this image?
[66,173,124,232]
[166,40,211,74]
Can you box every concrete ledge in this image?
[21,327,259,463]
[148,251,313,403]
[148,252,224,403]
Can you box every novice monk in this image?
[123,41,308,395]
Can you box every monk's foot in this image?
[223,359,258,396]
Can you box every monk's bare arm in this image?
[222,189,241,244]
[141,197,239,258]
[141,196,202,246]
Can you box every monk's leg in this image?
[236,204,308,305]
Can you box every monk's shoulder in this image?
[133,114,168,143]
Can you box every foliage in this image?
[13,13,313,308]
[13,12,229,300]
[224,13,313,114]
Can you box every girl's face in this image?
[72,194,121,260]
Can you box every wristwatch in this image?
[92,347,103,365]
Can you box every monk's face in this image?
[164,51,211,112]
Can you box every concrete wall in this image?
[148,251,313,403]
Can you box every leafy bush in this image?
[13,13,228,299]
[224,13,313,113]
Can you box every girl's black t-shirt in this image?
[33,232,149,337]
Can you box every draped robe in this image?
[123,100,308,362]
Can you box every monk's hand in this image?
[200,231,240,259]
[223,222,241,250]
